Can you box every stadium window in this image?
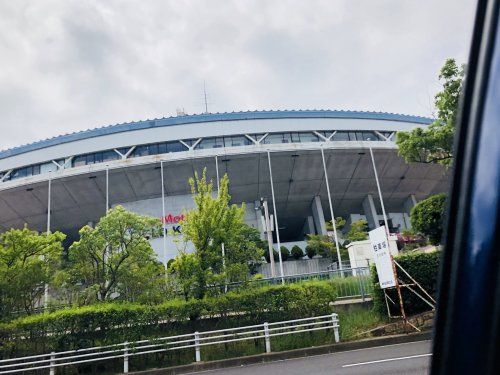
[298,132,319,142]
[213,137,224,148]
[253,133,266,142]
[86,154,96,164]
[196,138,215,149]
[73,155,86,167]
[226,135,251,147]
[182,139,197,147]
[361,132,376,141]
[133,145,147,157]
[379,131,393,140]
[102,150,119,162]
[10,168,26,179]
[166,141,187,153]
[40,162,57,174]
[262,133,284,144]
[158,143,167,154]
[348,132,358,141]
[290,132,301,143]
[331,132,349,141]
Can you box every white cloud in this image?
[0,0,476,150]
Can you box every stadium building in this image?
[0,110,449,262]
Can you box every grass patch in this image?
[338,306,387,340]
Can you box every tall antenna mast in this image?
[203,81,209,114]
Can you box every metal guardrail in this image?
[215,267,373,300]
[0,314,339,374]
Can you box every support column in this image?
[302,216,316,237]
[311,196,327,235]
[403,194,418,229]
[362,194,379,230]
[403,194,418,215]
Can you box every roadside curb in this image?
[128,330,432,374]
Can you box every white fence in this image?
[0,314,339,374]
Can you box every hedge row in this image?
[371,251,441,316]
[0,280,337,358]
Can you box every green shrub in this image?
[1,280,337,359]
[305,245,316,259]
[371,251,441,316]
[279,246,290,261]
[264,248,279,262]
[410,193,447,244]
[291,245,303,260]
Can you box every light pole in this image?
[44,173,52,309]
[320,146,343,270]
[260,198,276,278]
[160,161,168,272]
[215,155,227,292]
[367,141,389,233]
[267,150,285,284]
[105,166,109,213]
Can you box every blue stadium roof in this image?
[0,110,432,160]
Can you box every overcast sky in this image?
[0,0,476,151]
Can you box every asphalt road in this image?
[189,340,432,375]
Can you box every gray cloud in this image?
[0,0,476,150]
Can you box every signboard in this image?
[369,226,397,289]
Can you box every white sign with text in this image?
[369,226,397,289]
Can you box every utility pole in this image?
[261,199,276,278]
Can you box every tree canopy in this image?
[345,219,369,243]
[410,193,447,245]
[174,169,263,299]
[64,206,164,303]
[397,59,464,166]
[0,227,65,316]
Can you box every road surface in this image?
[190,340,431,374]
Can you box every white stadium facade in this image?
[0,110,449,262]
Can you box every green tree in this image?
[306,234,333,258]
[325,216,346,232]
[180,169,263,298]
[169,252,203,301]
[346,220,369,243]
[410,193,447,245]
[397,59,464,166]
[291,245,303,260]
[0,227,65,316]
[65,206,163,302]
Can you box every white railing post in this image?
[194,332,201,362]
[49,352,55,375]
[331,313,340,343]
[264,322,271,353]
[123,341,129,373]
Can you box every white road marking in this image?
[342,353,432,367]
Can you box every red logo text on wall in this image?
[161,214,185,224]
[160,213,185,235]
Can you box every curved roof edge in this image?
[0,110,432,160]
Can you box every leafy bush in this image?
[371,251,441,316]
[291,245,304,260]
[346,220,368,243]
[1,281,338,359]
[306,234,333,259]
[410,193,447,245]
[305,245,316,259]
[279,246,290,261]
[264,248,279,262]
